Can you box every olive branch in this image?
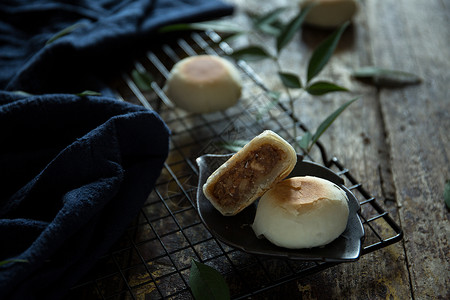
[161,5,357,156]
[229,7,356,155]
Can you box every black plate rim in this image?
[196,153,365,262]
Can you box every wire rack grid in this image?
[67,30,403,300]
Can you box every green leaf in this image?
[444,181,450,209]
[352,66,422,87]
[132,69,153,91]
[305,81,349,95]
[159,21,243,34]
[215,140,249,152]
[0,259,28,267]
[74,90,101,97]
[230,45,272,62]
[220,32,246,44]
[276,4,313,53]
[267,90,281,101]
[189,259,230,300]
[278,72,302,89]
[11,90,33,97]
[252,7,287,36]
[46,23,85,45]
[307,22,349,82]
[309,97,358,151]
[298,131,312,150]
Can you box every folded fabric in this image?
[0,0,234,95]
[0,0,234,299]
[0,92,171,299]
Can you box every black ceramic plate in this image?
[196,154,365,262]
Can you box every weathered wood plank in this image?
[225,0,413,298]
[367,0,450,299]
[287,1,412,298]
[225,0,448,298]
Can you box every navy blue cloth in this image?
[0,92,171,299]
[0,0,234,299]
[0,0,234,95]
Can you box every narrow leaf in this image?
[298,131,312,150]
[276,4,313,53]
[307,22,349,82]
[12,90,33,97]
[74,90,101,97]
[132,69,153,91]
[215,140,249,152]
[256,23,283,36]
[306,81,349,95]
[189,259,230,300]
[267,90,281,101]
[230,46,272,62]
[220,32,246,44]
[253,7,287,36]
[0,259,28,267]
[278,72,302,89]
[352,66,422,87]
[46,23,85,45]
[253,7,286,28]
[310,97,358,150]
[159,21,243,34]
[444,181,450,209]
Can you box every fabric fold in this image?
[0,0,234,298]
[0,93,171,299]
[0,92,169,299]
[0,0,235,95]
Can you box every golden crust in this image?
[164,55,242,113]
[265,176,348,214]
[252,176,350,249]
[203,130,297,216]
[179,55,228,83]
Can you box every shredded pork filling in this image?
[211,144,284,208]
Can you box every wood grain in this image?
[227,0,449,299]
[367,0,450,299]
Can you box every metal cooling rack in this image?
[67,31,403,299]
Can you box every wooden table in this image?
[65,1,448,299]
[223,0,449,299]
